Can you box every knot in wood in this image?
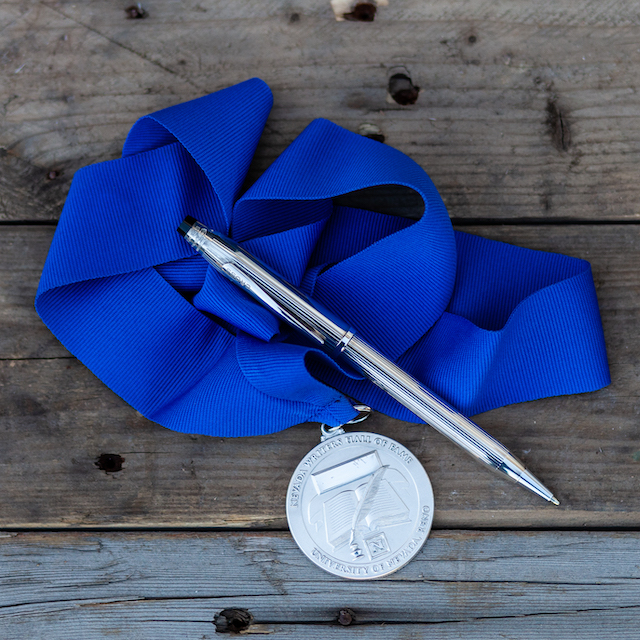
[95,453,125,473]
[125,4,148,20]
[214,608,254,633]
[358,123,385,143]
[344,3,377,22]
[546,98,571,152]
[388,73,420,106]
[337,608,356,626]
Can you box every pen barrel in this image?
[182,222,352,351]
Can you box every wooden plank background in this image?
[3,0,640,222]
[1,530,639,639]
[1,0,639,637]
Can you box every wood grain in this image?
[0,224,63,359]
[0,530,639,639]
[0,224,637,528]
[2,1,640,221]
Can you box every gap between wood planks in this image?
[1,603,638,623]
[2,524,640,532]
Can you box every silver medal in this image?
[286,419,434,580]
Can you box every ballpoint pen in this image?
[178,216,560,505]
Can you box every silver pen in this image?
[178,216,559,505]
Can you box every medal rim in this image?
[286,431,434,580]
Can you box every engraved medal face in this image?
[286,432,434,580]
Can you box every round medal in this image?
[286,430,434,580]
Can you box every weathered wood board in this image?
[0,224,637,528]
[2,1,640,221]
[1,530,639,639]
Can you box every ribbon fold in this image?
[35,79,610,437]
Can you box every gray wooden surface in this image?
[3,1,640,222]
[1,0,639,637]
[2,530,639,639]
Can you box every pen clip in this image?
[219,262,326,345]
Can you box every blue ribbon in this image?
[35,78,610,437]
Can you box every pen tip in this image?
[550,496,560,506]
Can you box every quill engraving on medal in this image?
[308,451,411,559]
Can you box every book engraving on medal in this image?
[287,433,434,579]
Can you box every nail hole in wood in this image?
[338,608,356,626]
[388,73,420,106]
[125,4,147,19]
[344,3,377,21]
[468,34,477,44]
[95,453,125,473]
[289,12,300,23]
[46,170,60,180]
[214,608,254,633]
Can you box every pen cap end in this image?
[177,216,196,237]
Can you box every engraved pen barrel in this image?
[179,218,352,351]
[178,218,558,504]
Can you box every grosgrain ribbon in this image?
[35,78,610,437]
